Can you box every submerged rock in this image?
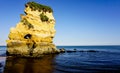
[6,2,59,57]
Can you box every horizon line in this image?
[0,45,120,47]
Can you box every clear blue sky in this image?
[0,0,120,46]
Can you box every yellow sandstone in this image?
[6,2,59,57]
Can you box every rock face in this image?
[6,2,59,57]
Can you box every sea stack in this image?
[6,2,59,57]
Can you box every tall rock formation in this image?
[6,2,59,57]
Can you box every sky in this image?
[0,0,120,46]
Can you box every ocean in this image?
[0,46,120,73]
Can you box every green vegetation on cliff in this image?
[40,13,49,22]
[26,2,53,12]
[21,19,34,29]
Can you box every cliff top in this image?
[25,2,53,12]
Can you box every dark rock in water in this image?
[87,50,98,52]
[74,48,77,51]
[65,49,99,53]
[6,51,9,56]
[78,50,99,52]
[59,48,65,53]
[55,48,99,53]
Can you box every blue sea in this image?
[0,46,120,73]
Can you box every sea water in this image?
[0,46,120,73]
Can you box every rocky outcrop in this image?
[6,2,59,57]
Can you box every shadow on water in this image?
[3,55,57,73]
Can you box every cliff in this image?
[6,2,59,57]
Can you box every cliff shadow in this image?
[4,55,57,73]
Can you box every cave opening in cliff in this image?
[24,34,32,39]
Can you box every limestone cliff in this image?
[6,2,59,57]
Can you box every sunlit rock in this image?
[6,2,60,57]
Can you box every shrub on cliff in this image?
[21,19,34,29]
[40,13,49,22]
[26,2,53,12]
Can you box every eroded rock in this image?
[6,2,60,57]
